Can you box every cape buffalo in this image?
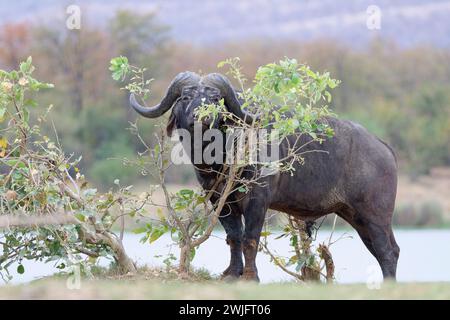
[129,71,400,281]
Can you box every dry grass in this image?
[2,277,450,299]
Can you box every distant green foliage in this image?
[16,10,170,190]
[8,19,447,187]
[352,85,450,177]
[393,200,445,227]
[75,106,139,186]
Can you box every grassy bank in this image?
[2,267,450,299]
[3,279,450,299]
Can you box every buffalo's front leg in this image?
[219,210,243,280]
[242,200,266,282]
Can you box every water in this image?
[4,229,450,284]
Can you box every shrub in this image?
[0,58,139,281]
[417,200,444,226]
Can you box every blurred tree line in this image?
[1,11,449,189]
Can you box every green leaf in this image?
[24,99,38,108]
[56,263,66,270]
[306,68,317,79]
[189,247,196,261]
[29,80,54,91]
[195,195,206,205]
[149,228,165,243]
[109,56,130,81]
[288,255,299,265]
[19,56,33,74]
[238,186,247,193]
[327,78,338,89]
[179,189,194,198]
[112,72,121,81]
[23,108,29,123]
[153,144,160,156]
[10,70,18,80]
[274,82,280,93]
[17,264,25,274]
[74,213,86,222]
[132,227,147,234]
[217,61,226,68]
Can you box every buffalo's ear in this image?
[166,111,177,137]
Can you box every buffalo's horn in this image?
[129,71,201,118]
[202,73,257,124]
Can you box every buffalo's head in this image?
[129,72,254,136]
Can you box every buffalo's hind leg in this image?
[362,221,399,279]
[339,208,400,280]
[219,208,243,281]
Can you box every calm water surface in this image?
[4,229,450,284]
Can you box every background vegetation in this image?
[1,10,449,227]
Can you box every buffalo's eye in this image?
[181,96,191,102]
